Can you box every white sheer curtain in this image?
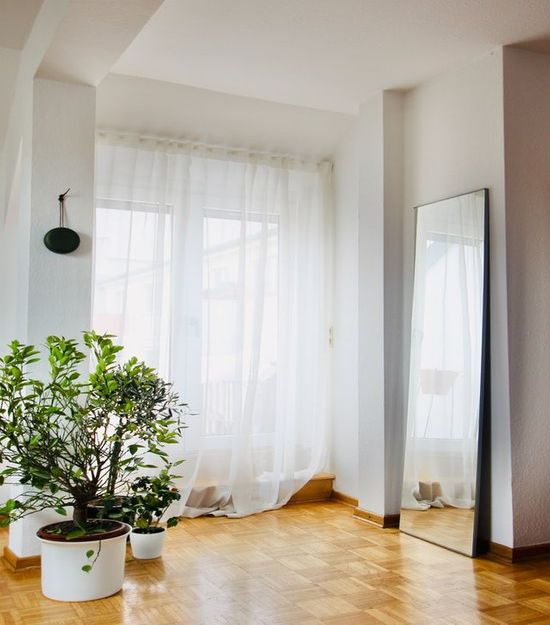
[93,134,332,517]
[402,192,485,510]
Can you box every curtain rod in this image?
[96,129,332,169]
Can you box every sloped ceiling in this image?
[36,0,163,86]
[112,0,550,113]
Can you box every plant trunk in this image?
[73,504,88,527]
[107,440,122,495]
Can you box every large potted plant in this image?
[128,464,181,560]
[0,332,184,602]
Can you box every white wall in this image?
[27,79,96,347]
[403,49,514,547]
[503,47,550,548]
[0,137,27,350]
[330,121,359,498]
[97,73,354,161]
[0,46,20,150]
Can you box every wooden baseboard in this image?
[353,507,400,528]
[513,543,550,561]
[2,546,41,571]
[287,472,336,504]
[330,490,358,507]
[489,541,550,563]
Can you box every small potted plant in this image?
[129,465,181,560]
[0,332,184,602]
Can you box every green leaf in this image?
[166,517,178,528]
[1,499,16,513]
[54,507,67,516]
[81,565,92,573]
[86,549,94,558]
[31,468,51,480]
[66,528,86,540]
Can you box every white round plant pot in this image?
[37,521,131,602]
[130,527,166,559]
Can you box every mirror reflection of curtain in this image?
[93,135,331,517]
[402,192,484,510]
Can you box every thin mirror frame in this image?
[399,188,489,557]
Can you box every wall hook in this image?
[44,189,80,254]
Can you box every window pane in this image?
[93,205,172,373]
[202,215,278,436]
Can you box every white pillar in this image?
[8,78,95,558]
[357,91,405,518]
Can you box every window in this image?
[93,139,331,516]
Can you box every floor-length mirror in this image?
[400,189,489,556]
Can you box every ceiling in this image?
[112,0,550,114]
[0,0,43,50]
[36,0,163,86]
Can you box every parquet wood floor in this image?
[1,502,550,624]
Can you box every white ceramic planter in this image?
[37,523,131,602]
[130,527,166,559]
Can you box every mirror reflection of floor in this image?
[399,506,475,556]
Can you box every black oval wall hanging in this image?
[44,188,80,254]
